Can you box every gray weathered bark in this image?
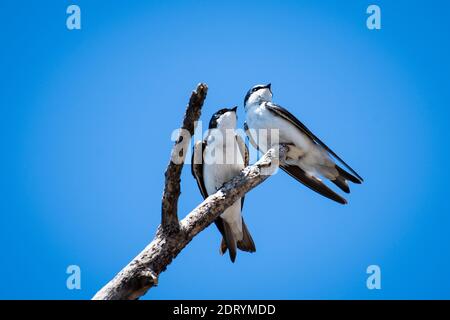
[92,83,287,300]
[161,83,208,228]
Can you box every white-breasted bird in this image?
[192,107,256,262]
[243,84,363,204]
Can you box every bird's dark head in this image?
[208,106,238,129]
[244,83,272,108]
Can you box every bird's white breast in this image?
[203,133,245,195]
[202,130,245,237]
[246,103,313,152]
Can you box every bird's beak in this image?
[265,83,272,93]
[231,106,238,112]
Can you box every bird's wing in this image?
[191,140,208,199]
[244,122,259,151]
[266,102,363,182]
[236,134,249,167]
[280,164,347,204]
[235,134,249,209]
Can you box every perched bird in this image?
[192,107,256,262]
[243,84,363,204]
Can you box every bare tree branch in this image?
[161,83,208,228]
[92,83,288,300]
[92,145,287,300]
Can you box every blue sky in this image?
[1,0,449,299]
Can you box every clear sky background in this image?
[1,0,449,299]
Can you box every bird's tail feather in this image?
[336,165,362,184]
[219,221,237,263]
[281,164,347,204]
[219,218,256,262]
[330,164,362,193]
[237,218,256,252]
[331,176,350,193]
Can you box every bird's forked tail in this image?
[220,217,256,263]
